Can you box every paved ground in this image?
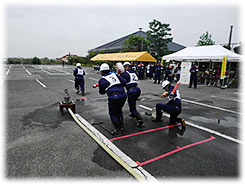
[4,64,242,182]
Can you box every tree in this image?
[234,45,242,54]
[86,50,105,65]
[32,57,41,64]
[146,19,173,61]
[121,35,149,52]
[196,31,215,46]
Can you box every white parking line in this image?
[35,79,47,88]
[54,68,71,75]
[138,104,242,144]
[68,79,74,83]
[89,77,99,82]
[23,66,32,75]
[6,64,12,75]
[234,92,242,95]
[182,98,241,115]
[41,69,53,75]
[211,95,242,102]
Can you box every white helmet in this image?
[116,62,124,73]
[123,61,131,67]
[162,80,170,89]
[100,63,110,71]
[76,63,81,67]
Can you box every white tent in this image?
[162,45,242,62]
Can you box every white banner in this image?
[180,62,192,85]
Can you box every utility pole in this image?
[139,28,143,51]
[228,25,233,50]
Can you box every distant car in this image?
[93,65,100,71]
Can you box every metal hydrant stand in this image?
[59,89,76,115]
[59,101,76,115]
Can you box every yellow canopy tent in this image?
[90,51,157,62]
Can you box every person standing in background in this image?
[188,63,198,89]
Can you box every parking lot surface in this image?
[5,64,241,182]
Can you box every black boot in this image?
[178,119,186,136]
[135,112,144,127]
[119,115,124,132]
[111,123,122,135]
[152,113,162,122]
[129,113,134,119]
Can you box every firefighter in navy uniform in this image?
[188,63,199,88]
[152,80,186,137]
[98,63,127,135]
[154,62,162,84]
[73,63,85,95]
[137,62,145,80]
[130,62,136,72]
[119,62,144,127]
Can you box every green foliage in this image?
[234,45,242,54]
[7,58,32,64]
[42,59,61,65]
[69,56,88,66]
[146,19,173,61]
[121,35,149,52]
[85,50,106,66]
[32,57,41,64]
[196,31,215,46]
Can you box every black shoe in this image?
[111,129,122,135]
[129,113,134,118]
[120,122,124,132]
[179,127,186,136]
[82,91,85,96]
[178,119,186,136]
[137,120,144,127]
[76,90,80,94]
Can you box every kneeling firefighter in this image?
[152,80,186,136]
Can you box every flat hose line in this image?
[68,108,159,183]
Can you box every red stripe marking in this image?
[109,123,181,141]
[136,136,216,166]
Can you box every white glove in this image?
[175,90,181,99]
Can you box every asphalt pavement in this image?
[4,64,242,183]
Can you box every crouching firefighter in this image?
[152,80,186,137]
[74,63,85,95]
[118,61,144,127]
[98,63,127,135]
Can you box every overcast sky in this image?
[4,0,244,58]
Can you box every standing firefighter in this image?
[73,63,85,95]
[152,80,186,137]
[118,62,144,127]
[98,63,127,135]
[188,63,199,89]
[154,62,162,84]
